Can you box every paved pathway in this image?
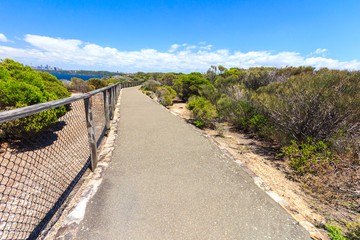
[75,87,311,240]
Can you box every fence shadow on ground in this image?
[27,158,90,240]
[0,82,142,239]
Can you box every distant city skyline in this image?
[31,64,62,71]
[1,0,360,72]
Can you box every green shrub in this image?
[155,86,177,106]
[160,73,178,86]
[199,84,221,105]
[86,78,107,89]
[345,221,360,240]
[40,72,71,99]
[140,85,148,91]
[216,94,235,122]
[214,75,240,92]
[279,139,338,173]
[106,78,121,85]
[160,95,172,106]
[325,224,347,240]
[255,70,360,145]
[143,80,161,92]
[0,78,46,107]
[69,77,92,92]
[215,91,268,133]
[174,72,212,101]
[187,96,217,128]
[248,114,268,132]
[325,221,360,240]
[1,107,67,138]
[0,59,70,139]
[277,66,315,77]
[230,100,256,130]
[242,67,277,90]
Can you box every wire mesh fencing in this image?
[0,81,142,239]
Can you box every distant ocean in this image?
[49,72,104,81]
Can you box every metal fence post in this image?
[103,89,110,135]
[84,96,98,171]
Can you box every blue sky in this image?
[1,0,360,72]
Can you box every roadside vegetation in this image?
[0,58,359,238]
[0,59,139,138]
[139,65,360,239]
[64,72,145,92]
[139,73,179,106]
[0,59,71,138]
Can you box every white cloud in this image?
[310,48,328,57]
[168,43,187,53]
[313,48,328,55]
[0,34,359,72]
[186,45,196,50]
[168,44,180,53]
[25,34,83,54]
[0,33,8,42]
[200,44,213,50]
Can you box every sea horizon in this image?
[49,72,104,81]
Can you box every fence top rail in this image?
[0,81,142,124]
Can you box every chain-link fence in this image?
[0,81,142,239]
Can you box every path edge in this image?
[44,89,125,240]
[158,97,326,240]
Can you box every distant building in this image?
[31,64,62,71]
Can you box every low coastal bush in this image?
[325,222,360,240]
[345,221,360,240]
[216,91,267,133]
[160,73,178,86]
[0,59,70,139]
[187,96,217,128]
[69,77,93,92]
[254,70,360,144]
[155,86,177,106]
[142,80,161,92]
[106,78,122,85]
[325,224,347,240]
[278,139,338,173]
[174,72,212,101]
[40,72,71,99]
[86,78,107,89]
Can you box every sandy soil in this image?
[167,101,331,239]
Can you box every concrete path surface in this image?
[75,87,311,240]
